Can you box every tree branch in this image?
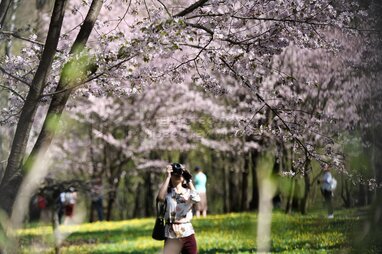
[152,37,213,79]
[0,84,25,101]
[0,66,30,86]
[0,30,44,47]
[219,56,311,156]
[173,0,209,17]
[106,0,132,34]
[40,54,138,97]
[184,22,213,35]
[185,13,381,33]
[156,0,171,17]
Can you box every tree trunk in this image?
[0,0,68,215]
[26,0,103,169]
[144,172,153,217]
[106,190,115,221]
[133,183,143,218]
[300,159,311,214]
[241,153,249,211]
[357,183,366,206]
[249,150,259,210]
[223,158,229,213]
[0,0,12,27]
[14,0,103,221]
[272,153,282,209]
[3,0,19,57]
[229,165,239,212]
[179,152,188,164]
[341,176,353,208]
[353,125,382,251]
[285,179,295,214]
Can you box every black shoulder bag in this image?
[152,200,166,240]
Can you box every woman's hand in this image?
[158,164,173,202]
[183,169,192,183]
[165,165,173,178]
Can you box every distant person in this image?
[37,194,50,222]
[157,163,200,254]
[193,166,207,217]
[57,192,65,224]
[319,164,337,219]
[60,187,78,224]
[90,177,104,222]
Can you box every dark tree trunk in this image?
[133,183,143,217]
[341,176,351,207]
[0,0,68,215]
[249,150,259,210]
[179,152,188,164]
[291,195,300,211]
[229,156,240,212]
[241,153,249,211]
[285,179,295,214]
[26,0,103,167]
[144,172,153,217]
[300,159,311,214]
[353,124,382,251]
[106,190,115,221]
[228,169,236,212]
[272,153,282,209]
[357,183,366,206]
[0,0,12,27]
[3,0,19,57]
[223,157,229,213]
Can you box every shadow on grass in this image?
[90,247,160,254]
[67,227,153,246]
[200,247,256,253]
[270,241,344,253]
[92,247,258,254]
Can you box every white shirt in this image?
[321,171,333,191]
[164,188,200,238]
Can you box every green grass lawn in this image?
[17,209,366,253]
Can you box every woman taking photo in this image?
[157,163,200,254]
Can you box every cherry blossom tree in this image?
[47,76,229,219]
[0,1,379,252]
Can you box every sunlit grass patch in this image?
[18,209,363,253]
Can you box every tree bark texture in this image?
[0,0,12,27]
[28,0,103,167]
[0,0,68,215]
[300,160,311,214]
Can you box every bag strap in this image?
[156,199,166,219]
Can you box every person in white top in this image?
[320,164,337,218]
[60,187,77,224]
[157,163,200,254]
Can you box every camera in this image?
[171,163,183,176]
[171,163,192,183]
